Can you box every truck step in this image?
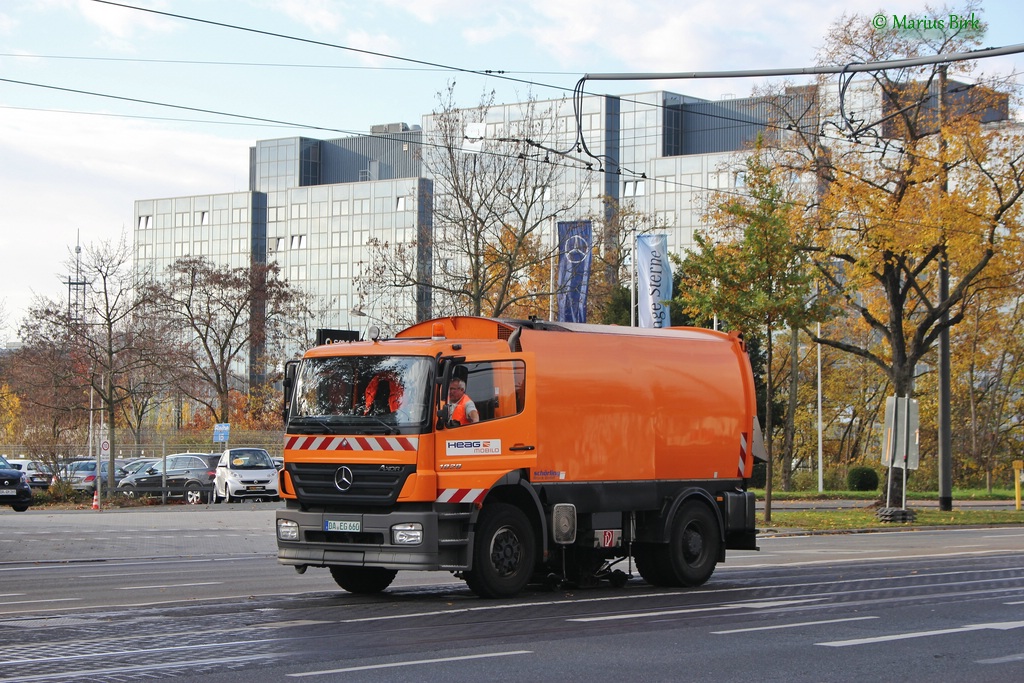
[438,537,469,546]
[437,511,473,520]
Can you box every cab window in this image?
[455,360,526,424]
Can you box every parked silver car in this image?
[66,459,123,492]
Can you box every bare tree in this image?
[148,257,302,423]
[16,236,157,498]
[359,84,590,320]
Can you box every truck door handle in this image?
[509,444,535,451]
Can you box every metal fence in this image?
[2,430,285,461]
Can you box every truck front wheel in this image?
[465,503,536,598]
[329,566,398,594]
[668,501,721,586]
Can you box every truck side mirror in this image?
[283,360,299,422]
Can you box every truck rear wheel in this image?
[668,500,720,586]
[329,566,398,594]
[464,503,536,598]
[633,542,677,587]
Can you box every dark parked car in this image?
[119,458,159,478]
[0,455,33,512]
[116,453,219,505]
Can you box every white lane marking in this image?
[0,598,82,609]
[728,548,1022,568]
[567,598,825,623]
[0,654,279,683]
[287,650,533,677]
[4,637,280,665]
[713,616,879,634]
[115,581,222,590]
[817,620,1024,647]
[977,653,1024,664]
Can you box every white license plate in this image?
[0,489,15,496]
[324,520,360,532]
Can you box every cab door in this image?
[434,354,537,500]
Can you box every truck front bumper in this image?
[276,505,469,571]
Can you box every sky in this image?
[1,0,1022,343]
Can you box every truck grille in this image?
[287,462,414,506]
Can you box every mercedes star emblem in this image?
[334,466,355,491]
[565,233,590,263]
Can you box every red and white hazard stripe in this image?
[285,435,418,452]
[739,432,749,475]
[436,488,487,504]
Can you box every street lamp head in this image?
[350,308,367,317]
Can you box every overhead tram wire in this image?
[0,76,603,179]
[82,1,824,161]
[0,71,1013,245]
[569,41,1024,177]
[89,0,567,94]
[25,6,1024,241]
[82,2,1007,171]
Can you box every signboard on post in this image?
[213,423,231,444]
[881,396,919,470]
[316,328,359,345]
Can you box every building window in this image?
[196,211,210,226]
[137,215,153,230]
[396,196,411,211]
[175,212,190,227]
[290,235,307,249]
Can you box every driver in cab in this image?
[445,378,479,425]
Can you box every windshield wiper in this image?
[288,416,347,434]
[363,416,399,435]
[290,414,398,435]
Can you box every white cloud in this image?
[0,11,16,35]
[0,107,249,338]
[267,0,344,34]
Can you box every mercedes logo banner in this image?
[556,220,592,323]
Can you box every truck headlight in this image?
[391,522,422,545]
[277,519,299,541]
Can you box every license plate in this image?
[0,489,15,496]
[324,520,360,532]
[245,486,266,491]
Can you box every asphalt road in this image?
[1,504,1023,682]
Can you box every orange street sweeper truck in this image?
[276,316,764,598]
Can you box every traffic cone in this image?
[92,489,100,510]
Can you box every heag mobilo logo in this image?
[445,439,502,456]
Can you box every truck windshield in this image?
[289,356,433,434]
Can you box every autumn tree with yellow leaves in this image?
[761,4,1024,501]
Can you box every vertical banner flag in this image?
[556,220,592,323]
[637,234,672,328]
